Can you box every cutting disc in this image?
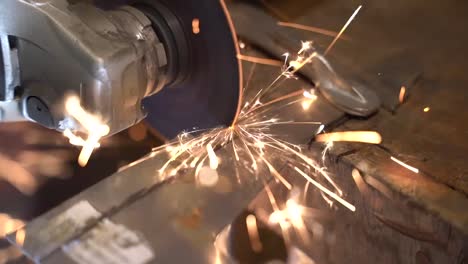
[133,0,242,139]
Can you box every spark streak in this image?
[391,156,419,173]
[294,167,356,212]
[207,143,219,170]
[78,7,372,247]
[324,5,362,55]
[246,214,263,252]
[237,54,283,67]
[64,96,109,167]
[63,129,86,147]
[399,86,406,103]
[316,131,382,144]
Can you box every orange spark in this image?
[351,169,367,194]
[324,5,362,55]
[78,129,108,167]
[391,156,419,173]
[65,96,109,167]
[239,42,246,49]
[399,86,406,103]
[302,89,318,110]
[192,18,200,34]
[285,199,305,226]
[290,52,318,74]
[315,131,382,144]
[260,156,292,190]
[298,41,313,54]
[237,54,283,67]
[294,167,356,211]
[63,129,86,146]
[423,107,430,112]
[246,214,263,253]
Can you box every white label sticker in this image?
[61,201,102,224]
[62,219,154,264]
[37,201,102,246]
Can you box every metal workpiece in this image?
[0,0,169,134]
[8,140,273,263]
[309,54,380,117]
[7,150,174,261]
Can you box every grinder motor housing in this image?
[0,0,242,138]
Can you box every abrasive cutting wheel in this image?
[127,0,243,138]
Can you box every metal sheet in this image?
[43,143,270,264]
[7,151,172,261]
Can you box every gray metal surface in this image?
[0,0,168,135]
[7,150,173,261]
[8,140,272,263]
[0,34,19,101]
[44,144,271,264]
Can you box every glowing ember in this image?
[391,156,419,173]
[269,211,286,224]
[239,41,246,49]
[246,214,263,252]
[192,18,200,34]
[423,107,430,112]
[299,41,313,54]
[63,129,86,146]
[316,124,325,134]
[316,131,382,144]
[399,86,406,103]
[64,96,109,167]
[301,90,318,110]
[285,199,304,224]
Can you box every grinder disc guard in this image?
[135,0,242,139]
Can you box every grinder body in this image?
[0,0,242,138]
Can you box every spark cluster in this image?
[61,4,390,254]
